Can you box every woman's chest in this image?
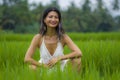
[44,40,58,55]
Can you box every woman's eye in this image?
[48,16,52,18]
[55,16,58,19]
[48,15,58,19]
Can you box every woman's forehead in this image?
[47,11,59,16]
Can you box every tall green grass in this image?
[0,32,120,80]
[0,32,120,41]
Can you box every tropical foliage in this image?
[0,0,120,33]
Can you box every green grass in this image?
[0,32,120,41]
[0,32,120,80]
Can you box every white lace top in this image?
[39,37,67,71]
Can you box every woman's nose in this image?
[51,17,56,21]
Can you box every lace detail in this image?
[39,37,68,71]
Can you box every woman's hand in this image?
[47,57,61,68]
[43,64,49,68]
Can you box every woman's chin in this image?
[49,25,58,28]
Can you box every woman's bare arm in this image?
[59,34,82,60]
[24,34,42,67]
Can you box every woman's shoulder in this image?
[32,34,43,43]
[62,34,70,40]
[61,34,71,44]
[32,34,43,47]
[33,34,42,39]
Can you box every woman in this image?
[24,7,82,72]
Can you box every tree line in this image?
[0,0,120,33]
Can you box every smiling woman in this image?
[24,7,82,72]
[44,11,59,28]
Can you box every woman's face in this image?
[44,11,59,28]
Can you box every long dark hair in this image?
[39,7,65,40]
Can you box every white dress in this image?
[39,37,68,71]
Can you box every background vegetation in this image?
[0,0,120,33]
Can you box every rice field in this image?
[0,32,120,80]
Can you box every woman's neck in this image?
[45,27,57,37]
